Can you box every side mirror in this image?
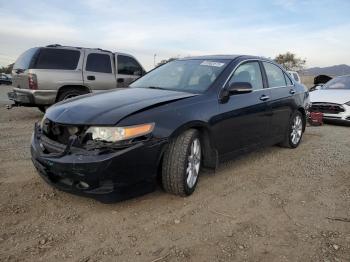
[228,82,253,95]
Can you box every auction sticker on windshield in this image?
[200,61,225,67]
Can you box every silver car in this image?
[8,45,146,112]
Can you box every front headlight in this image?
[40,116,46,129]
[86,123,155,142]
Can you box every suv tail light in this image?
[28,73,38,90]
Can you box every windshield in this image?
[130,59,229,93]
[13,47,39,70]
[322,76,350,90]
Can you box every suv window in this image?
[86,53,112,73]
[13,47,39,70]
[118,55,142,75]
[284,73,293,85]
[34,48,80,70]
[229,61,263,90]
[263,62,286,88]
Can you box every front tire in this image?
[280,111,304,148]
[162,129,202,196]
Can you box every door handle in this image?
[117,78,124,83]
[87,75,95,80]
[260,94,270,101]
[290,89,296,94]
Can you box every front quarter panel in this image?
[117,95,218,141]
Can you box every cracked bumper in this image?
[30,124,167,202]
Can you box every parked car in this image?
[309,75,350,124]
[288,71,301,84]
[8,44,146,112]
[309,74,332,92]
[0,73,12,85]
[31,55,309,202]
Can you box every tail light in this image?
[28,73,38,90]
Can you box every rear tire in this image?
[38,106,48,113]
[279,111,304,148]
[57,89,88,102]
[162,129,202,196]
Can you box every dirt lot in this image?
[0,86,349,262]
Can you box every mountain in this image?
[301,64,350,76]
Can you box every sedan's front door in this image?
[213,61,272,155]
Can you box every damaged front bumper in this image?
[30,123,167,203]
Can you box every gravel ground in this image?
[0,85,349,262]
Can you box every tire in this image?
[57,89,88,102]
[162,129,202,196]
[279,111,304,148]
[37,106,48,113]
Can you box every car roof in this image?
[179,54,271,61]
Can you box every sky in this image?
[0,0,349,70]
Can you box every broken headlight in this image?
[86,123,154,142]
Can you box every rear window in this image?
[13,48,39,70]
[293,73,300,82]
[86,53,112,73]
[33,48,80,70]
[263,62,286,88]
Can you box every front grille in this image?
[310,103,345,114]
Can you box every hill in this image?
[302,64,350,76]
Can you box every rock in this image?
[174,219,180,224]
[333,244,339,250]
[238,245,244,250]
[135,251,141,255]
[39,239,46,245]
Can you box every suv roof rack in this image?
[46,44,62,47]
[45,44,112,53]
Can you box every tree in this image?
[0,63,14,74]
[274,52,306,71]
[156,57,177,67]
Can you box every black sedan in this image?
[31,55,309,202]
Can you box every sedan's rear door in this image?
[262,62,294,139]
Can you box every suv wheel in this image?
[162,129,201,196]
[57,89,88,102]
[38,106,48,113]
[280,111,304,148]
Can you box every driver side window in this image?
[229,62,264,91]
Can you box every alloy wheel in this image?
[186,138,201,188]
[291,115,303,145]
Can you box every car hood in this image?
[309,89,350,104]
[45,88,198,125]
